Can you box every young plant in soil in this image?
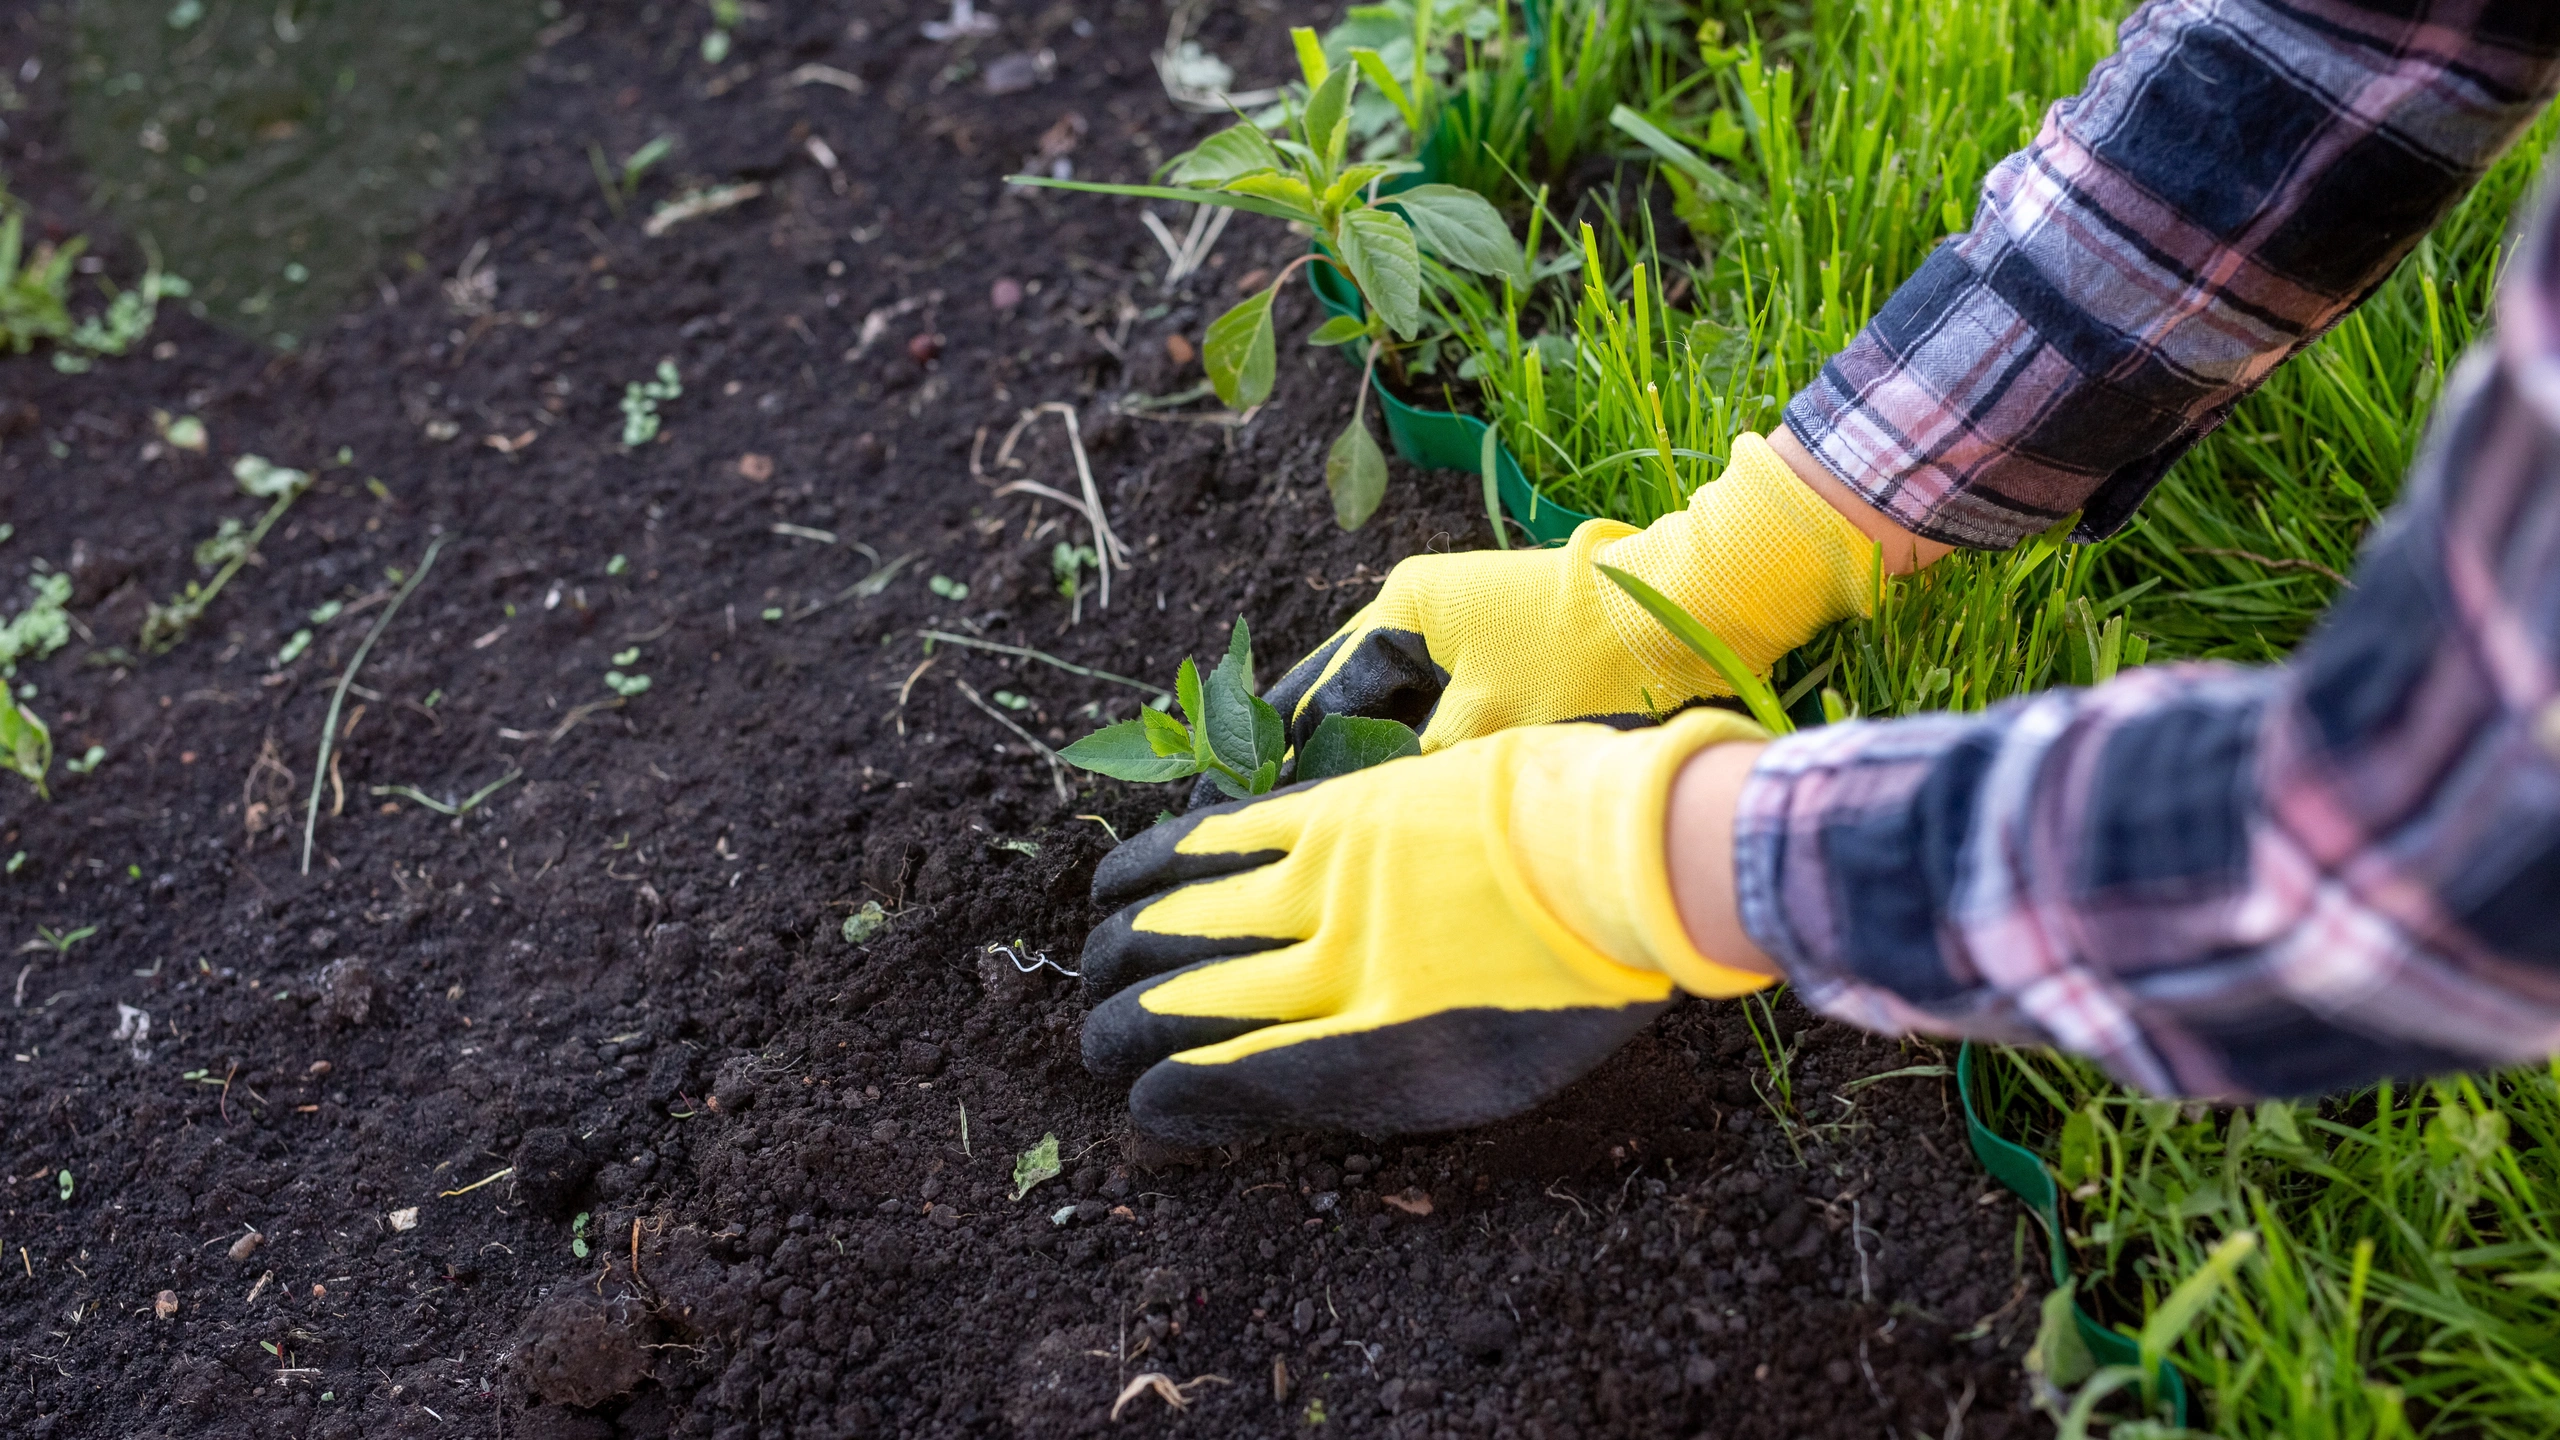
[1013,29,1527,529]
[138,455,314,654]
[1059,617,1419,800]
[0,684,51,799]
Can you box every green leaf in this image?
[1221,172,1319,219]
[1295,715,1420,782]
[1011,1133,1063,1201]
[1319,162,1416,214]
[1351,48,1419,133]
[1327,414,1390,530]
[1593,563,1794,735]
[1203,617,1271,775]
[1004,176,1309,224]
[1059,720,1201,784]
[1306,315,1370,347]
[1290,26,1329,87]
[2137,1231,2257,1393]
[1175,656,1206,735]
[1138,705,1192,758]
[0,689,51,800]
[1207,765,1255,801]
[2025,1282,2095,1388]
[1249,758,1280,795]
[1250,694,1285,778]
[1386,184,1528,286]
[1203,288,1278,410]
[1609,105,1755,209]
[1302,63,1355,171]
[1166,124,1280,187]
[1335,208,1422,338]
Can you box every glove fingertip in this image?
[1081,973,1266,1081]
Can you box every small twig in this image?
[2180,545,2349,587]
[955,680,1072,804]
[917,630,1171,701]
[305,536,444,873]
[438,1165,515,1198]
[996,403,1130,611]
[643,183,764,237]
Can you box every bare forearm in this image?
[1664,739,1778,979]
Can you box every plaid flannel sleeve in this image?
[1784,0,2560,550]
[1730,176,2560,1098]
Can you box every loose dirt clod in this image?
[225,1230,263,1262]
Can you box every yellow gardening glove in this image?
[1080,710,1775,1143]
[1262,433,1876,752]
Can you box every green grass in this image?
[1427,0,2560,1432]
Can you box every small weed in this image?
[841,901,888,945]
[991,689,1031,711]
[604,671,652,698]
[368,769,521,818]
[701,0,739,61]
[274,629,313,666]
[23,923,96,956]
[589,135,675,218]
[140,456,314,654]
[62,745,104,776]
[0,683,52,799]
[0,572,72,675]
[611,647,641,666]
[5,851,24,875]
[619,360,682,446]
[570,1211,591,1260]
[927,574,970,601]
[1060,617,1418,798]
[308,599,345,625]
[606,553,630,576]
[56,1169,72,1203]
[1011,1134,1062,1201]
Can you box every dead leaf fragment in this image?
[154,1290,179,1319]
[738,453,775,482]
[1382,1188,1434,1217]
[387,1206,420,1233]
[1164,333,1196,365]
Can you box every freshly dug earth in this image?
[0,3,2048,1436]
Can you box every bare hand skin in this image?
[1659,429,1957,977]
[1768,425,1956,576]
[1665,739,1780,978]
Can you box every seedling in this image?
[0,686,51,798]
[570,1211,591,1259]
[701,0,739,61]
[1059,617,1419,799]
[1013,29,1526,528]
[927,575,969,601]
[23,924,96,956]
[992,690,1031,711]
[588,135,676,218]
[274,629,313,666]
[62,745,104,776]
[619,360,682,446]
[0,572,72,674]
[56,1169,71,1203]
[1011,1133,1062,1201]
[140,456,314,654]
[842,901,888,945]
[604,671,652,698]
[606,554,630,577]
[1052,541,1100,620]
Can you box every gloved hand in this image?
[1263,433,1876,753]
[1081,710,1775,1143]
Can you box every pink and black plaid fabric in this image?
[1736,4,2560,1099]
[1785,0,2560,548]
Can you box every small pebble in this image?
[990,277,1023,310]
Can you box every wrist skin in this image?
[1663,427,1950,976]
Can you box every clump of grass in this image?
[1,191,190,370]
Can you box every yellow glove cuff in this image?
[1507,711,1778,998]
[1591,432,1879,702]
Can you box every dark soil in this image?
[0,3,2049,1436]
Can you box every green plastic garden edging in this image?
[1957,1043,2191,1425]
[1301,0,1595,548]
